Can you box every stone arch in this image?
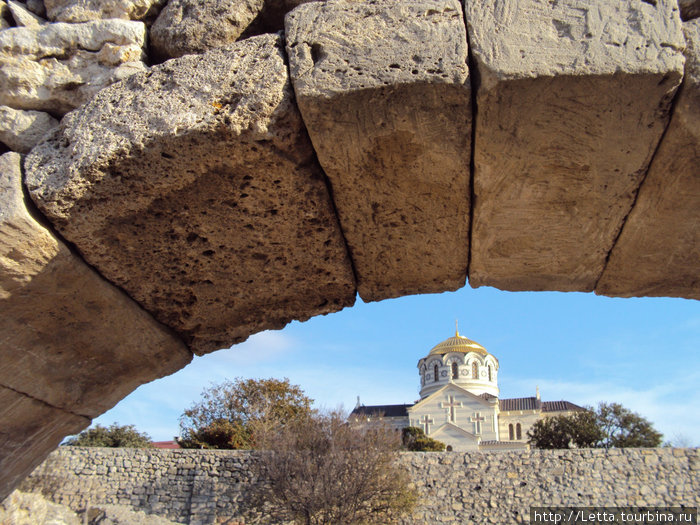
[2,0,696,504]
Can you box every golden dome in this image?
[428,329,491,358]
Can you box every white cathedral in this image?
[350,328,584,451]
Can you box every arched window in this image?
[472,361,478,379]
[516,423,522,440]
[446,445,453,451]
[451,362,458,379]
[509,424,514,440]
[434,364,439,383]
[488,365,492,381]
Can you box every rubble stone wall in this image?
[21,447,700,525]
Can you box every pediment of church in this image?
[409,382,493,412]
[407,383,498,442]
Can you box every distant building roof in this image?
[542,400,585,412]
[500,397,541,411]
[499,397,585,412]
[350,404,412,418]
[151,441,180,449]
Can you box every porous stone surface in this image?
[0,387,89,503]
[0,19,146,115]
[0,105,59,153]
[19,447,700,524]
[1,150,192,416]
[0,490,81,525]
[7,0,46,27]
[25,34,356,355]
[0,491,181,524]
[466,0,686,292]
[150,0,313,61]
[679,0,700,21]
[45,0,165,23]
[149,0,263,61]
[286,0,472,302]
[597,19,700,299]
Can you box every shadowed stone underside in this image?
[597,19,700,299]
[286,0,472,302]
[24,34,356,355]
[466,0,686,292]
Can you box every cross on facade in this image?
[440,395,463,423]
[470,412,485,435]
[420,414,434,434]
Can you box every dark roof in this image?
[350,404,412,418]
[542,400,585,412]
[499,397,585,412]
[499,397,541,411]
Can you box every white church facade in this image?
[350,329,584,451]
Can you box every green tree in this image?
[64,423,152,448]
[527,411,602,449]
[178,378,313,449]
[254,410,416,525]
[528,403,662,449]
[401,426,446,451]
[596,402,662,448]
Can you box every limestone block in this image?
[45,0,165,23]
[286,0,472,302]
[679,0,700,21]
[150,0,263,60]
[0,106,59,153]
[0,491,81,524]
[1,151,192,416]
[0,387,90,503]
[466,0,686,292]
[24,34,356,355]
[596,19,700,299]
[0,20,147,115]
[150,0,316,61]
[7,0,46,27]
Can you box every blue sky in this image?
[91,286,700,445]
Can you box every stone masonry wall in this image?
[18,447,700,525]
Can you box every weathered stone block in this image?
[0,387,89,503]
[25,34,356,355]
[44,0,165,23]
[0,106,59,154]
[1,152,192,417]
[286,0,472,302]
[0,20,147,115]
[150,0,263,60]
[596,19,700,299]
[466,0,685,292]
[7,0,46,28]
[150,0,313,61]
